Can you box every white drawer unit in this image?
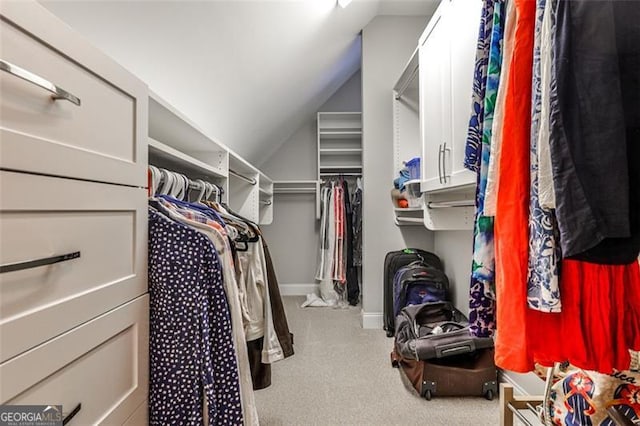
[0,1,147,187]
[0,171,147,363]
[0,295,149,425]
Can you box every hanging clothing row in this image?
[147,166,294,426]
[464,0,640,375]
[313,175,362,308]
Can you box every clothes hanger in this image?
[192,179,207,203]
[159,168,175,195]
[149,166,161,196]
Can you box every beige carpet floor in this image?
[254,296,500,426]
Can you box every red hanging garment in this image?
[493,0,536,373]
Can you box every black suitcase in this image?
[383,249,443,337]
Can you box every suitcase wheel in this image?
[424,390,432,401]
[485,389,494,401]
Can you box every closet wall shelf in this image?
[148,137,227,179]
[393,46,419,100]
[394,216,425,226]
[319,148,363,154]
[273,180,318,194]
[422,186,476,231]
[318,131,362,139]
[259,187,273,197]
[149,92,227,157]
[394,207,423,212]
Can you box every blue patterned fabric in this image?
[464,0,495,173]
[526,0,562,313]
[469,0,502,338]
[149,207,243,425]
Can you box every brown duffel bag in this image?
[391,301,497,400]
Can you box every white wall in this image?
[433,231,474,312]
[260,70,362,292]
[361,16,434,328]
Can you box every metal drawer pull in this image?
[0,251,81,274]
[62,403,82,425]
[0,59,81,106]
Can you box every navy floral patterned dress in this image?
[149,207,243,425]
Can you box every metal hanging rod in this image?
[427,200,474,209]
[260,199,272,206]
[229,169,257,185]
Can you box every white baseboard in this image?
[278,283,319,296]
[361,311,383,329]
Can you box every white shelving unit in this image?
[228,151,260,224]
[148,91,272,224]
[392,49,425,226]
[317,112,363,177]
[258,172,274,225]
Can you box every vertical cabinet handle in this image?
[0,59,81,106]
[62,403,82,425]
[442,142,451,184]
[0,251,81,274]
[437,144,444,184]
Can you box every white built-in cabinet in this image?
[391,0,481,230]
[420,0,482,193]
[0,1,148,422]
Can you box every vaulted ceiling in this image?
[40,0,437,165]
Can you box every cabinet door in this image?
[419,4,449,193]
[444,0,483,188]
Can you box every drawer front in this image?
[0,1,147,187]
[0,171,147,362]
[0,295,149,425]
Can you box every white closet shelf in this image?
[149,93,227,154]
[394,46,419,98]
[259,187,273,197]
[319,148,363,155]
[394,207,423,212]
[274,180,318,184]
[273,180,318,194]
[318,131,362,139]
[320,166,363,170]
[394,217,425,226]
[148,137,227,178]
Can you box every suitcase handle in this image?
[434,340,476,358]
